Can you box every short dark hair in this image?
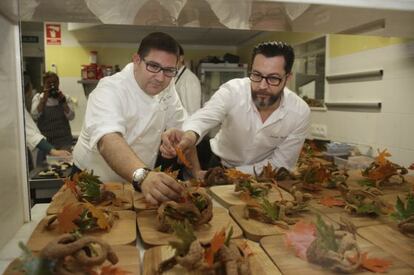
[137,32,180,60]
[178,44,184,56]
[251,41,295,74]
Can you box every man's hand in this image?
[57,91,67,104]
[140,171,184,204]
[178,131,198,152]
[49,149,71,157]
[160,128,183,159]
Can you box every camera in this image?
[49,83,59,98]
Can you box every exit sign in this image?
[22,35,39,43]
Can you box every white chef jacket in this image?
[174,66,201,115]
[24,109,45,150]
[182,77,310,174]
[73,63,187,182]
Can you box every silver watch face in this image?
[134,168,148,183]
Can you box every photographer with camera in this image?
[31,71,75,163]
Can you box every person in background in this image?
[161,41,310,175]
[31,72,75,155]
[23,74,71,170]
[73,32,198,205]
[175,44,201,115]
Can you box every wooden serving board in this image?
[260,234,414,275]
[3,245,140,275]
[229,205,323,241]
[324,210,392,228]
[357,224,414,268]
[134,191,157,211]
[27,210,137,251]
[208,184,294,208]
[137,207,243,246]
[143,239,281,275]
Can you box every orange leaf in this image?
[204,228,226,266]
[65,179,78,195]
[97,265,131,275]
[284,220,316,260]
[349,252,392,273]
[175,146,192,169]
[375,149,392,166]
[367,162,396,181]
[57,203,83,233]
[225,168,252,181]
[319,196,345,208]
[84,202,110,230]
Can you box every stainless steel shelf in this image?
[325,102,381,109]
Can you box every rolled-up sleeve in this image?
[182,85,232,141]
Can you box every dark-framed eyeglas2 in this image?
[142,58,178,77]
[249,71,285,86]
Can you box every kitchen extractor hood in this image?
[20,0,414,38]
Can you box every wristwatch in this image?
[131,167,151,192]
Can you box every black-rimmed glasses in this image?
[142,58,178,77]
[249,71,286,86]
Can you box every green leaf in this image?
[224,226,233,246]
[17,242,54,275]
[315,215,338,252]
[259,198,279,221]
[169,220,197,256]
[356,204,380,215]
[392,194,414,221]
[357,179,375,187]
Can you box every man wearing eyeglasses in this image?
[161,41,310,175]
[73,32,194,204]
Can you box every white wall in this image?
[311,40,414,166]
[0,14,30,248]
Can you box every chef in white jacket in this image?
[161,41,310,175]
[174,44,201,115]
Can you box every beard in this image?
[251,88,283,109]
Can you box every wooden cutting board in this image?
[229,205,323,241]
[27,210,137,251]
[260,234,414,275]
[358,224,414,268]
[133,191,158,211]
[137,207,243,246]
[3,245,140,275]
[324,210,392,228]
[208,184,294,208]
[142,239,281,275]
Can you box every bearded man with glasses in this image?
[73,32,196,205]
[161,41,310,176]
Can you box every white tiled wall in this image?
[0,14,30,248]
[311,40,414,166]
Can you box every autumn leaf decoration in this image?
[84,202,111,230]
[409,163,414,170]
[391,193,414,221]
[319,196,346,208]
[92,265,131,275]
[175,146,192,169]
[348,252,392,273]
[225,168,252,181]
[57,203,83,233]
[204,228,226,267]
[284,220,317,260]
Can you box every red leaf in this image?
[319,196,346,208]
[204,228,226,266]
[284,220,316,260]
[349,252,392,273]
[65,179,78,195]
[97,265,131,275]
